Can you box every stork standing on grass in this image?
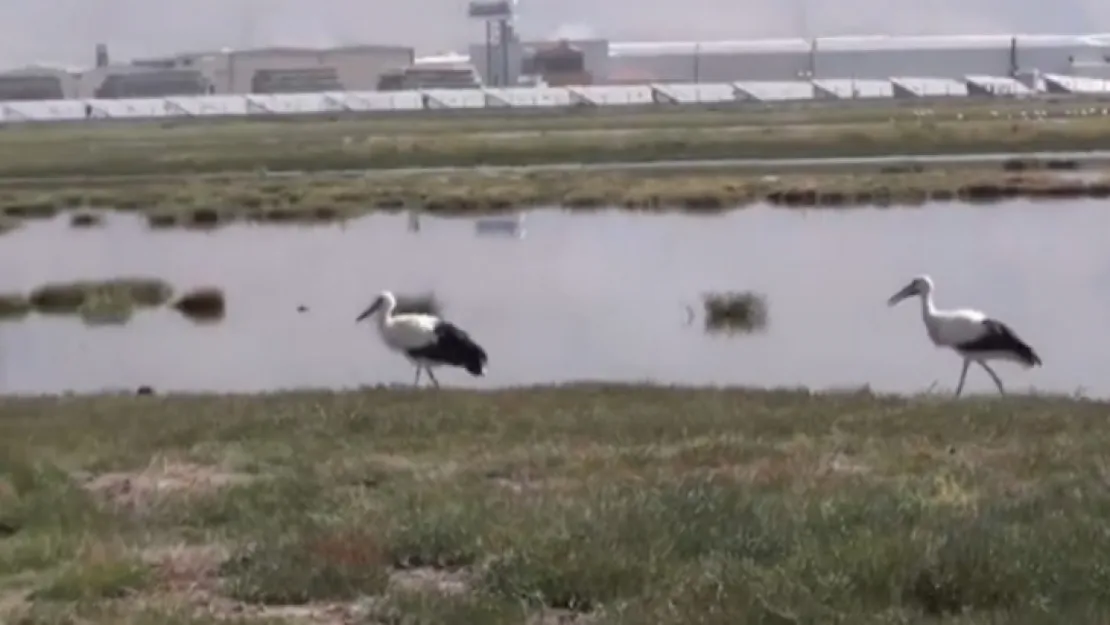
[356,291,488,388]
[887,275,1042,397]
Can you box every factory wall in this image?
[471,39,610,86]
[0,68,78,100]
[219,46,413,93]
[609,50,811,82]
[606,38,1110,83]
[813,47,1010,79]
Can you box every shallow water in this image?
[0,200,1107,396]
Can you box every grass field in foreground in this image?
[2,386,1109,624]
[3,105,1110,177]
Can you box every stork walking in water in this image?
[356,291,488,388]
[887,275,1042,397]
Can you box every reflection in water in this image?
[0,200,1107,396]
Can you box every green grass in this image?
[1,386,1109,623]
[0,103,1110,177]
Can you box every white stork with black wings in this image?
[356,291,488,388]
[888,275,1042,396]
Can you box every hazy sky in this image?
[1,0,1107,68]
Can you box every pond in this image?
[0,200,1106,397]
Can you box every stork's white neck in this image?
[919,290,938,319]
[375,297,397,331]
[918,290,943,343]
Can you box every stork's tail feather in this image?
[1021,345,1043,368]
[1006,335,1041,368]
[984,319,1042,368]
[434,322,488,377]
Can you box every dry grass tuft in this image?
[0,293,32,321]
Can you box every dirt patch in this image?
[529,608,597,624]
[389,567,469,595]
[83,460,255,510]
[255,602,357,625]
[142,544,362,624]
[144,544,227,595]
[0,590,29,618]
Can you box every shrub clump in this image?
[172,287,226,322]
[702,291,769,334]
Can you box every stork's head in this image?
[356,290,396,322]
[887,275,933,307]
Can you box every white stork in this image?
[887,275,1042,397]
[356,290,488,388]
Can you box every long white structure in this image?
[1,75,1109,124]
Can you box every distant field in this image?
[0,98,1110,177]
[2,386,1108,624]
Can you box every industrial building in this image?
[464,33,1110,85]
[0,66,76,100]
[606,34,1110,83]
[2,33,1110,103]
[129,44,414,95]
[0,43,415,101]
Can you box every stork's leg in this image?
[978,361,1006,396]
[413,366,423,387]
[426,367,441,389]
[954,359,971,397]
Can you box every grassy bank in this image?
[0,162,1104,231]
[1,386,1108,624]
[2,109,1110,177]
[45,97,1103,139]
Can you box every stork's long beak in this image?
[887,284,917,307]
[356,299,382,322]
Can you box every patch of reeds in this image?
[3,162,1110,231]
[702,291,769,335]
[183,207,230,230]
[0,216,19,235]
[79,301,134,327]
[146,211,180,229]
[2,201,58,220]
[27,278,173,317]
[172,287,226,322]
[0,293,32,321]
[69,212,105,228]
